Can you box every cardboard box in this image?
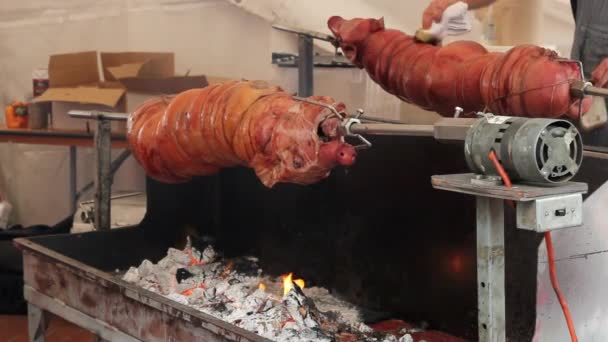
[100,52,212,113]
[34,51,216,133]
[34,51,128,133]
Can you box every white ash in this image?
[400,334,414,342]
[121,243,405,342]
[122,267,140,283]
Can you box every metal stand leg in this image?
[28,303,49,342]
[69,146,77,213]
[298,34,314,97]
[94,119,112,230]
[476,196,506,342]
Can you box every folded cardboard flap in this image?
[100,52,174,81]
[34,87,126,108]
[119,76,208,94]
[49,51,99,87]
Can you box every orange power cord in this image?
[488,150,578,342]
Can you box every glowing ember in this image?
[282,273,305,296]
[187,249,205,266]
[181,284,206,296]
[259,283,267,291]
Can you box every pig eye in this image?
[292,156,303,169]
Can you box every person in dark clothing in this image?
[422,0,608,147]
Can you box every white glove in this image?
[426,1,472,40]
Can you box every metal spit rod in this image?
[344,118,477,141]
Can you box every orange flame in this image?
[180,284,206,296]
[282,273,305,296]
[187,249,206,266]
[259,283,266,291]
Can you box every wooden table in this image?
[0,127,129,214]
[0,128,127,148]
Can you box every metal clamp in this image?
[339,117,373,150]
[291,96,373,150]
[291,96,346,120]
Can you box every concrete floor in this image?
[0,314,95,342]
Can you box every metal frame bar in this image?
[69,146,77,214]
[476,197,506,341]
[297,34,314,97]
[94,119,112,231]
[68,110,128,230]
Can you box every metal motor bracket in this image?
[431,173,587,342]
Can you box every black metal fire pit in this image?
[15,134,601,341]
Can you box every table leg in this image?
[28,303,49,342]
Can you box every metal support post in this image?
[476,196,506,342]
[298,34,314,97]
[69,146,77,214]
[431,173,587,342]
[28,303,49,342]
[94,119,112,231]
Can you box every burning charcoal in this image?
[203,287,217,300]
[168,247,192,264]
[137,259,155,278]
[399,334,413,342]
[188,288,206,303]
[231,257,262,277]
[277,326,332,342]
[201,245,218,263]
[176,268,194,284]
[283,286,321,329]
[165,293,189,306]
[122,267,140,283]
[155,272,177,295]
[214,280,230,295]
[224,283,251,303]
[184,262,221,278]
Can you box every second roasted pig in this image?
[327,16,592,119]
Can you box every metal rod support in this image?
[68,110,128,121]
[583,84,608,97]
[76,150,132,201]
[94,119,112,230]
[349,123,435,136]
[69,146,77,214]
[476,196,506,342]
[298,35,314,97]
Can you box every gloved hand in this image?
[591,58,608,88]
[422,0,465,29]
[419,0,471,41]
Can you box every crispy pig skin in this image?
[128,80,356,187]
[328,16,592,119]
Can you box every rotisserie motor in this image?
[127,80,356,187]
[327,16,593,118]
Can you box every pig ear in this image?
[371,17,385,32]
[328,16,344,36]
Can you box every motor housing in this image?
[464,116,583,184]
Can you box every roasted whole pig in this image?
[327,16,592,118]
[127,80,356,187]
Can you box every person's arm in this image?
[422,0,497,29]
[592,58,608,88]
